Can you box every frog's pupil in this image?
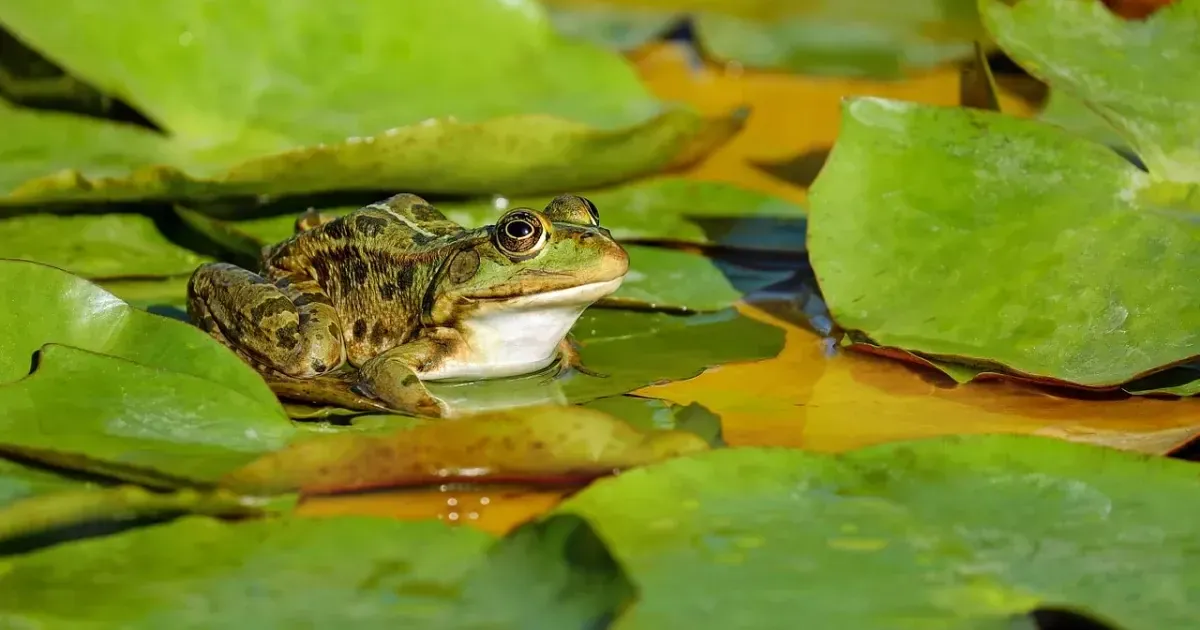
[506,220,534,239]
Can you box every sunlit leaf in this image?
[982,0,1200,182]
[223,404,709,495]
[0,213,209,279]
[0,514,633,628]
[0,0,741,203]
[0,344,295,482]
[0,259,282,413]
[808,97,1200,389]
[0,485,260,545]
[543,0,984,78]
[555,434,1200,629]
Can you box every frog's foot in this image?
[187,262,345,377]
[353,353,448,418]
[555,337,608,379]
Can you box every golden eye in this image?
[495,210,548,257]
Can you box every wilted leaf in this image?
[0,514,633,628]
[0,259,281,408]
[0,344,295,483]
[543,0,984,78]
[0,213,209,278]
[223,404,709,495]
[0,0,741,203]
[555,434,1200,629]
[808,97,1200,389]
[981,0,1200,182]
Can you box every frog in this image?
[186,192,629,417]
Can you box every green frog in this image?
[187,193,628,417]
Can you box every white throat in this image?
[418,277,623,381]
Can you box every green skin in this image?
[187,193,629,417]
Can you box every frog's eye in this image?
[495,209,549,258]
[542,194,600,227]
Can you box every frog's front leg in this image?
[557,336,607,378]
[351,329,463,417]
[187,263,345,377]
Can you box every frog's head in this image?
[427,195,628,324]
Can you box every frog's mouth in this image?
[476,276,625,310]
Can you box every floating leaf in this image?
[437,178,807,251]
[543,0,984,78]
[0,485,260,546]
[223,404,709,496]
[0,259,281,411]
[0,213,209,279]
[0,0,742,203]
[1038,89,1130,151]
[0,344,295,483]
[981,0,1200,182]
[0,514,633,628]
[0,458,85,509]
[555,434,1200,629]
[808,97,1200,389]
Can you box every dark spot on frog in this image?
[380,282,396,301]
[354,215,389,236]
[370,322,390,346]
[338,258,370,288]
[275,323,300,350]
[323,219,351,240]
[250,296,292,322]
[410,204,442,222]
[401,374,418,386]
[530,440,546,451]
[382,265,416,301]
[353,319,368,339]
[310,359,327,373]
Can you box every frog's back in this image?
[263,195,472,348]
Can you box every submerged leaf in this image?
[0,213,209,279]
[0,0,743,202]
[0,344,295,483]
[222,404,709,495]
[555,434,1200,629]
[982,0,1200,182]
[0,514,633,628]
[808,98,1200,388]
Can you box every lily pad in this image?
[1039,89,1130,152]
[0,0,742,203]
[0,213,209,279]
[584,396,725,447]
[981,0,1200,182]
[542,0,984,79]
[0,259,281,410]
[0,458,85,508]
[223,404,709,495]
[0,514,633,628]
[808,97,1200,388]
[180,203,776,312]
[437,178,807,251]
[0,344,295,483]
[554,434,1200,628]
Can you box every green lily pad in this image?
[542,0,984,79]
[0,344,295,483]
[554,434,1200,628]
[584,396,725,447]
[438,178,807,251]
[0,485,260,546]
[0,259,281,410]
[808,97,1200,388]
[0,213,209,279]
[981,0,1200,183]
[1038,89,1130,152]
[0,0,742,203]
[180,202,778,312]
[223,404,709,495]
[0,513,633,628]
[0,458,85,509]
